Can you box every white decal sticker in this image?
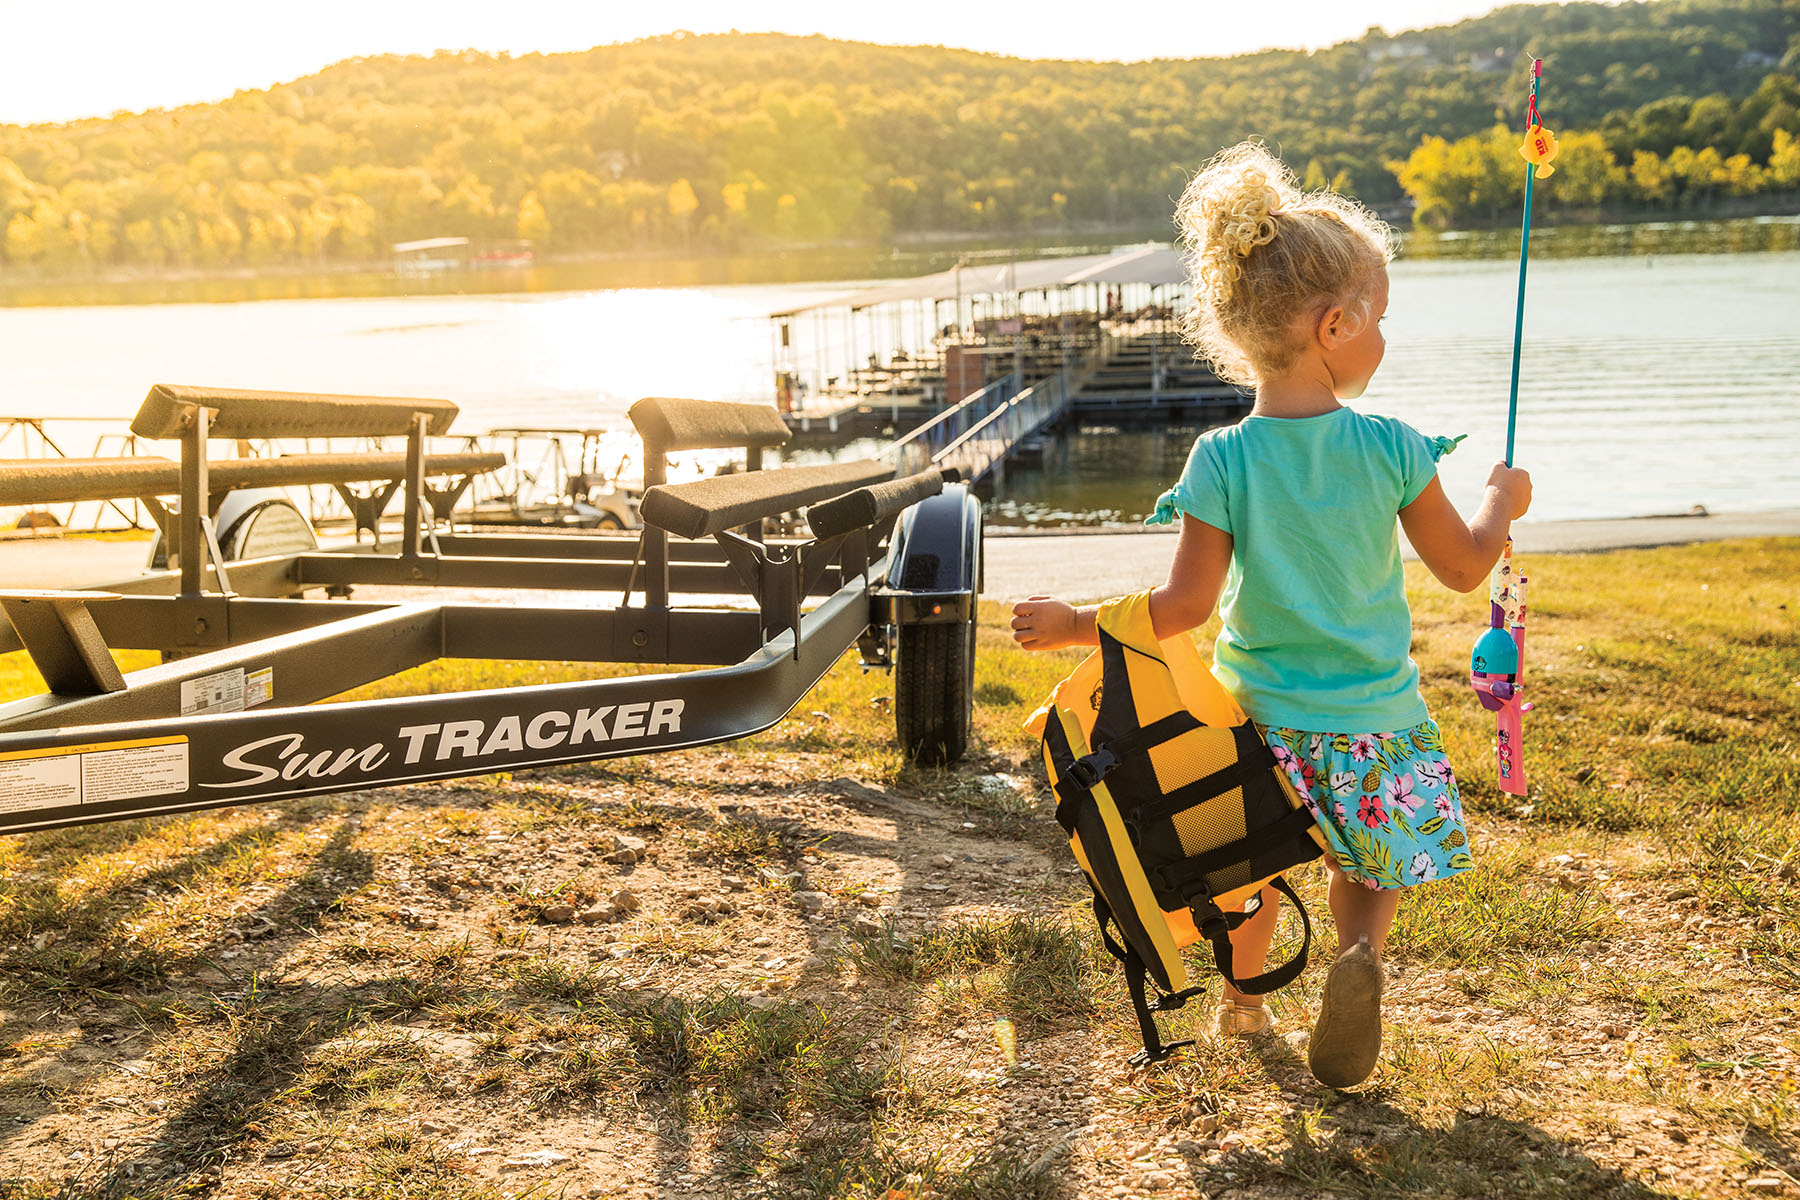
[181,668,246,716]
[209,697,688,789]
[0,755,80,813]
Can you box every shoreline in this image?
[983,508,1800,601]
[4,214,1794,309]
[3,508,1795,603]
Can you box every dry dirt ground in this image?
[1,739,1794,1200]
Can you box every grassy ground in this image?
[0,538,1794,1199]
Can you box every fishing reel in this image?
[1468,544,1531,795]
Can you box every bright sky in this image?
[1,0,1533,126]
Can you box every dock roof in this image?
[770,244,1184,318]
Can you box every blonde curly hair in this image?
[1176,142,1397,387]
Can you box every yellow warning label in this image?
[0,735,185,764]
[0,736,188,813]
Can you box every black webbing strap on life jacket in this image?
[1050,710,1196,833]
[1090,888,1204,1066]
[1183,873,1314,996]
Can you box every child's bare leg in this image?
[1220,884,1279,1006]
[1326,860,1401,959]
[1308,859,1395,1086]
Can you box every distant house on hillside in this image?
[1469,47,1513,73]
[1368,38,1434,65]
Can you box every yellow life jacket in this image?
[1027,590,1328,1065]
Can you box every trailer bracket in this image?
[0,590,127,695]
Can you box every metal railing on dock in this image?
[883,375,1022,477]
[881,369,1077,484]
[929,374,1071,483]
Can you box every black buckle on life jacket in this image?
[1179,881,1232,942]
[1067,746,1119,789]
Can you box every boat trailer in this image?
[0,386,980,835]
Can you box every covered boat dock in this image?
[768,245,1247,438]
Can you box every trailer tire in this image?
[896,615,975,766]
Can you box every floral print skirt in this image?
[1262,719,1473,890]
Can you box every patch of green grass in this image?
[0,1164,202,1200]
[334,656,653,704]
[292,1032,431,1108]
[693,815,784,863]
[848,912,1103,1032]
[1387,844,1614,966]
[1379,1021,1548,1111]
[0,647,160,707]
[975,679,1023,706]
[525,1037,633,1107]
[749,1131,1058,1200]
[505,956,618,1003]
[371,974,475,1017]
[432,993,523,1034]
[620,994,890,1122]
[496,783,606,828]
[479,992,894,1126]
[351,1130,541,1200]
[330,931,471,969]
[1690,810,1800,969]
[0,816,366,1005]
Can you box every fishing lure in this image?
[1518,65,1561,179]
[1519,126,1560,178]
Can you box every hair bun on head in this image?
[1217,166,1282,259]
[1175,140,1395,387]
[1177,143,1296,305]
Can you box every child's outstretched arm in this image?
[1400,462,1533,593]
[1011,516,1232,650]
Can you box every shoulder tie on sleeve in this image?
[1428,433,1468,462]
[1145,487,1180,526]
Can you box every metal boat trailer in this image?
[0,386,980,836]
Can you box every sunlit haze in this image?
[2,0,1554,126]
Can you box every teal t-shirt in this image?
[1146,409,1462,732]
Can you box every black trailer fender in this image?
[877,483,981,765]
[881,482,981,623]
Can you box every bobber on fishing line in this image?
[1469,57,1556,798]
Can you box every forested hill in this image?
[2,0,1797,271]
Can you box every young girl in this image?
[1011,142,1532,1089]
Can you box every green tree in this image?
[516,190,551,243]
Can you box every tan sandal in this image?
[1309,940,1383,1088]
[1214,998,1274,1037]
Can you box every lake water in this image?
[2,226,1796,527]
